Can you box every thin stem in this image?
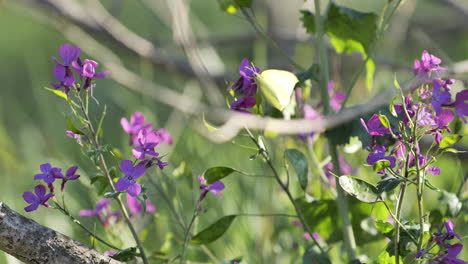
[76,92,149,264]
[314,0,356,259]
[245,129,326,255]
[307,137,337,198]
[54,202,122,251]
[394,182,408,264]
[180,206,199,264]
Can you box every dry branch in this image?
[0,202,122,264]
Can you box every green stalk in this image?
[76,93,149,264]
[314,0,357,260]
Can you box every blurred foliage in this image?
[0,0,467,263]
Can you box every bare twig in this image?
[0,202,122,264]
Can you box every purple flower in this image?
[104,251,116,256]
[54,166,80,192]
[154,128,173,145]
[328,81,345,111]
[79,199,121,227]
[121,112,154,145]
[34,163,62,184]
[23,185,54,212]
[230,96,257,112]
[451,90,468,123]
[52,44,81,67]
[66,127,88,146]
[126,193,156,216]
[298,104,322,140]
[132,129,160,160]
[72,59,109,79]
[432,79,452,115]
[413,50,445,79]
[416,106,436,127]
[366,145,396,171]
[231,58,260,96]
[360,114,390,136]
[198,175,225,202]
[116,160,146,197]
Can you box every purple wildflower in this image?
[231,58,260,96]
[126,193,156,216]
[413,50,445,79]
[328,81,345,111]
[366,145,396,171]
[416,106,436,127]
[198,175,225,202]
[66,127,88,146]
[72,59,109,79]
[360,114,390,136]
[451,90,468,123]
[132,129,160,160]
[432,79,452,115]
[34,163,63,184]
[104,251,116,256]
[116,160,146,197]
[154,128,173,145]
[121,112,154,145]
[54,166,80,192]
[50,44,81,93]
[52,44,81,67]
[23,185,54,212]
[79,199,121,227]
[230,96,257,112]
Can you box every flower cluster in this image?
[51,44,109,94]
[229,58,260,112]
[23,163,80,212]
[416,220,466,264]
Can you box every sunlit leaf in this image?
[44,87,68,101]
[338,175,382,203]
[439,135,462,148]
[191,215,237,244]
[372,159,390,172]
[375,220,393,234]
[203,166,235,184]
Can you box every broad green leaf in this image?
[302,246,331,264]
[376,250,400,264]
[372,159,390,172]
[111,247,138,261]
[191,215,237,244]
[378,114,390,128]
[203,166,235,184]
[65,117,86,135]
[256,69,298,111]
[377,174,403,194]
[295,199,339,241]
[285,149,308,192]
[338,175,381,203]
[375,220,393,234]
[439,135,462,148]
[44,87,68,101]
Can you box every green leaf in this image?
[441,148,466,154]
[256,69,298,111]
[110,247,138,261]
[302,246,331,264]
[439,191,462,217]
[372,159,391,172]
[338,175,382,203]
[377,174,403,194]
[439,135,462,148]
[203,167,235,185]
[424,179,440,191]
[376,250,400,264]
[234,0,252,7]
[44,87,68,101]
[285,149,308,192]
[389,96,398,117]
[295,199,340,241]
[379,114,390,128]
[191,215,237,244]
[65,117,85,135]
[375,220,393,234]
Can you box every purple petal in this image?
[59,44,81,65]
[131,164,146,179]
[96,199,112,211]
[116,177,134,192]
[121,118,131,134]
[94,70,110,78]
[40,163,52,173]
[53,64,66,81]
[427,166,440,175]
[120,160,134,176]
[132,148,146,160]
[34,185,47,198]
[24,203,39,212]
[126,194,141,215]
[23,192,37,203]
[66,166,78,177]
[198,175,206,186]
[127,182,141,197]
[209,181,225,195]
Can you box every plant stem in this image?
[180,206,199,264]
[54,202,122,251]
[76,92,149,264]
[245,129,326,255]
[394,182,407,264]
[314,0,357,260]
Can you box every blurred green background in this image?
[0,0,467,263]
